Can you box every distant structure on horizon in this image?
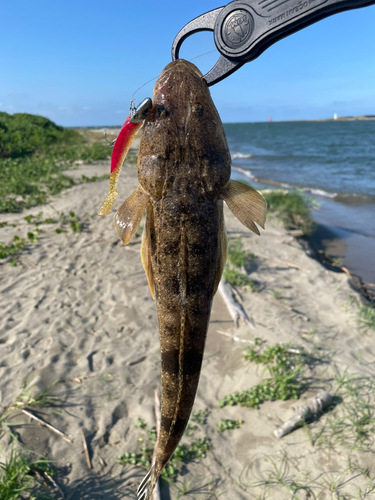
[333,113,338,120]
[268,116,272,122]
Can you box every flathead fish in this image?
[99,59,267,500]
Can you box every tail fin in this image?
[137,466,158,500]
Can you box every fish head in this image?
[137,59,231,200]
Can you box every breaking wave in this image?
[231,153,253,160]
[231,166,339,200]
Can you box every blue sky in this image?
[1,0,375,125]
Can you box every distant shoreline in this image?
[69,115,375,129]
[282,115,375,122]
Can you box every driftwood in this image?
[216,330,254,344]
[81,429,92,469]
[21,409,72,443]
[218,279,255,328]
[44,471,65,498]
[152,389,162,500]
[265,296,293,312]
[274,391,332,438]
[126,355,146,367]
[262,257,310,274]
[264,297,309,321]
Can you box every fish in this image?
[99,59,267,500]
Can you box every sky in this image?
[1,0,375,125]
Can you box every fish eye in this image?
[157,105,168,119]
[192,103,204,117]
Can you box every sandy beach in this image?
[1,141,375,499]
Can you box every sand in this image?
[1,145,375,499]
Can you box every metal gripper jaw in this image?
[172,0,375,86]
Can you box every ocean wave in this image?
[231,166,375,205]
[232,166,293,189]
[301,187,337,199]
[231,153,253,160]
[231,166,255,180]
[232,166,337,199]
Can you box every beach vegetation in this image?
[0,448,55,500]
[0,210,85,265]
[242,452,312,500]
[80,173,110,183]
[118,417,211,482]
[0,112,114,213]
[357,305,375,331]
[67,211,83,233]
[0,381,61,499]
[240,450,375,499]
[308,367,375,452]
[218,341,325,409]
[0,380,60,436]
[191,409,209,425]
[0,236,26,261]
[223,268,256,288]
[224,238,257,289]
[0,111,80,158]
[217,418,243,433]
[262,190,315,234]
[173,476,219,499]
[271,287,283,300]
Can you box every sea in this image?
[224,120,375,285]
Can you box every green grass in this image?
[80,173,110,183]
[357,305,375,331]
[262,190,315,235]
[0,146,112,213]
[0,112,116,213]
[0,210,85,265]
[0,381,61,499]
[118,417,211,482]
[218,342,321,409]
[241,451,375,499]
[0,156,74,212]
[0,449,55,500]
[223,238,257,289]
[223,268,256,288]
[0,380,60,437]
[308,368,375,452]
[243,452,313,500]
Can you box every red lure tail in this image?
[98,98,152,216]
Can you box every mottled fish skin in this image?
[108,59,266,500]
[137,59,231,497]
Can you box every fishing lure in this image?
[98,98,152,217]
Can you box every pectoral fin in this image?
[220,180,267,235]
[114,185,149,245]
[213,200,227,295]
[141,205,155,299]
